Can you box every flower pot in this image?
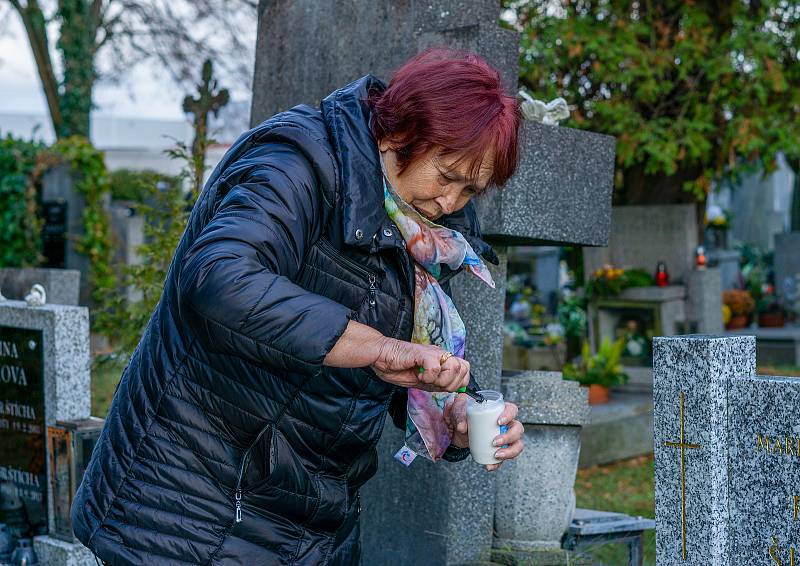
[587,384,610,405]
[758,312,785,328]
[726,315,749,330]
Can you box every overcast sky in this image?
[0,13,250,121]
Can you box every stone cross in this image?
[654,334,800,565]
[251,1,615,563]
[183,59,230,196]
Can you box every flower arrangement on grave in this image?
[722,289,755,329]
[585,265,654,300]
[738,244,785,327]
[563,338,629,404]
[704,205,730,231]
[504,274,550,345]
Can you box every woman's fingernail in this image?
[495,450,505,459]
[493,437,503,447]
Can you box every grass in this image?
[757,364,800,377]
[91,356,125,417]
[573,455,656,566]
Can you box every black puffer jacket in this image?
[71,76,495,565]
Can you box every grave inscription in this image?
[0,326,46,534]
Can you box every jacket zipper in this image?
[317,238,379,308]
[233,423,273,524]
[317,238,377,280]
[368,274,377,308]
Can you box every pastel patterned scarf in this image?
[382,171,495,462]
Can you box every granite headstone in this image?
[584,204,698,285]
[0,301,94,565]
[774,232,800,305]
[654,335,800,565]
[41,165,100,306]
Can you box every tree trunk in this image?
[56,0,98,139]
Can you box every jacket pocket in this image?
[233,426,319,526]
[295,239,379,311]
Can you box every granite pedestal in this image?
[492,371,588,564]
[686,268,723,334]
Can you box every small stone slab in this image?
[0,268,80,306]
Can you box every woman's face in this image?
[379,140,494,221]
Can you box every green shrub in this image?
[0,134,46,267]
[108,169,179,203]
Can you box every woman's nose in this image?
[435,192,458,215]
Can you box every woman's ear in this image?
[378,138,395,152]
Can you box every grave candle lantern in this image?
[46,417,104,541]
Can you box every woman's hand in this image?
[370,337,470,392]
[443,394,525,472]
[324,321,469,392]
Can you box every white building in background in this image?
[0,101,249,180]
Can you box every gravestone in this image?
[41,165,102,306]
[0,269,80,306]
[774,232,800,306]
[654,334,800,565]
[251,1,615,563]
[109,202,145,303]
[583,204,698,285]
[0,300,95,565]
[707,248,742,290]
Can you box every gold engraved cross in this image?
[663,391,701,561]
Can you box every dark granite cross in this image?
[663,390,701,561]
[250,2,615,563]
[183,59,229,196]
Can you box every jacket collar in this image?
[320,76,497,264]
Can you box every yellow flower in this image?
[722,304,732,325]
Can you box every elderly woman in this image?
[73,48,525,565]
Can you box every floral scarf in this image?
[382,171,495,462]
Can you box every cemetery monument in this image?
[252,0,615,563]
[654,334,800,565]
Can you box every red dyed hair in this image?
[368,47,521,189]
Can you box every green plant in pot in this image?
[756,293,785,328]
[563,338,629,404]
